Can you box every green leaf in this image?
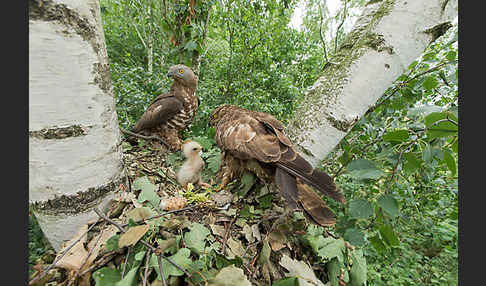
[378,224,400,247]
[377,195,399,218]
[258,193,273,209]
[317,238,345,262]
[272,277,298,286]
[424,112,458,139]
[348,199,373,219]
[403,152,421,173]
[422,143,433,163]
[93,267,122,286]
[443,149,457,176]
[408,105,443,117]
[383,130,409,143]
[115,264,140,286]
[422,76,439,91]
[150,248,192,280]
[184,222,210,256]
[239,171,256,197]
[346,159,384,180]
[134,250,146,261]
[344,228,365,247]
[369,234,387,254]
[192,137,214,150]
[446,50,457,61]
[184,40,197,51]
[349,249,367,286]
[105,235,120,252]
[327,258,344,286]
[207,151,222,173]
[133,176,160,206]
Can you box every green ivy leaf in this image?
[317,238,345,262]
[369,234,387,254]
[349,249,367,286]
[93,267,122,286]
[207,151,222,173]
[383,130,409,143]
[377,195,399,218]
[344,228,365,247]
[422,76,439,91]
[443,149,457,176]
[115,264,140,286]
[239,171,256,197]
[150,248,192,280]
[328,258,345,286]
[378,224,400,247]
[184,222,210,256]
[133,176,160,206]
[105,235,120,252]
[348,199,373,219]
[272,277,298,286]
[346,159,384,180]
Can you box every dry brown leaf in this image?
[210,224,226,238]
[56,224,89,271]
[118,225,150,248]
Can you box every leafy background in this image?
[29,0,458,285]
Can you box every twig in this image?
[318,2,329,62]
[120,205,197,228]
[93,208,191,277]
[157,254,168,286]
[121,247,131,279]
[334,0,348,53]
[142,249,152,286]
[28,220,99,285]
[78,251,119,276]
[221,213,238,254]
[75,229,104,279]
[120,128,169,147]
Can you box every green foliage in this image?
[98,0,458,285]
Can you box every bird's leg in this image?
[197,177,211,189]
[214,151,234,192]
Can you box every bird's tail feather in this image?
[276,150,346,204]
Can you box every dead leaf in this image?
[279,255,325,286]
[126,207,153,222]
[209,265,251,286]
[118,225,150,248]
[225,237,246,259]
[210,224,226,237]
[251,224,262,242]
[56,224,89,271]
[241,224,255,243]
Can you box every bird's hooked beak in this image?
[167,70,174,78]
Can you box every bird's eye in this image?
[179,69,185,74]
[193,147,198,151]
[212,113,218,119]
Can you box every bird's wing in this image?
[132,95,183,132]
[215,113,283,163]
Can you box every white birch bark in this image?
[286,0,458,167]
[29,0,125,250]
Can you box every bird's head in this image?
[167,64,198,88]
[182,140,203,158]
[209,105,233,127]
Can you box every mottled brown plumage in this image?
[132,64,199,151]
[209,105,345,226]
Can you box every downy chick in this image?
[176,141,211,189]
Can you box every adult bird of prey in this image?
[209,105,346,226]
[131,64,199,152]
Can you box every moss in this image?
[32,176,127,215]
[424,22,453,43]
[29,125,88,139]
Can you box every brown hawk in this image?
[131,64,199,152]
[209,105,346,226]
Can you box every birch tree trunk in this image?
[286,0,458,167]
[29,0,125,250]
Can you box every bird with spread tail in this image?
[209,105,346,226]
[176,140,211,189]
[131,64,200,152]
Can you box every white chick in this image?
[176,141,211,189]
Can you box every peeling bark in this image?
[286,0,457,167]
[29,0,124,250]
